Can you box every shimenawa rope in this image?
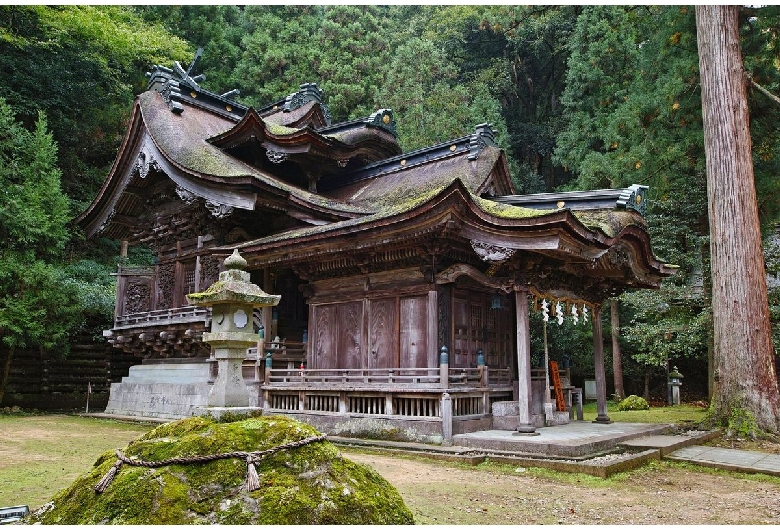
[94,434,327,494]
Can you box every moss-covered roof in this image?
[572,209,647,238]
[139,91,369,216]
[29,415,414,525]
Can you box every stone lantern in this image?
[668,366,684,406]
[187,249,280,409]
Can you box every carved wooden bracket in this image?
[436,263,513,292]
[470,240,516,263]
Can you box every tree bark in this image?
[696,5,780,433]
[0,347,14,406]
[610,299,625,401]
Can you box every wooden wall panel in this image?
[337,301,364,369]
[311,304,336,369]
[400,296,428,368]
[368,299,398,369]
[453,297,469,368]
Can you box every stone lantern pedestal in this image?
[187,249,280,412]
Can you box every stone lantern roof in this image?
[186,249,281,307]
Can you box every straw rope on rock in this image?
[94,433,327,493]
[29,414,414,525]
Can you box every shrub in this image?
[617,395,650,411]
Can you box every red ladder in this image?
[550,360,566,412]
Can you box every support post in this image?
[439,346,449,389]
[514,288,537,435]
[592,305,612,424]
[264,350,272,385]
[441,392,453,445]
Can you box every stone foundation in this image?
[104,362,212,420]
[492,400,569,430]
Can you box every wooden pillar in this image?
[194,235,203,293]
[427,289,438,368]
[262,268,272,347]
[592,305,612,424]
[514,288,537,434]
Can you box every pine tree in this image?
[0,99,82,404]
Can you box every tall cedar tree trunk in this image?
[0,347,13,406]
[696,5,780,432]
[610,299,625,400]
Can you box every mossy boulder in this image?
[29,415,414,525]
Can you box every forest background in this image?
[2,4,780,403]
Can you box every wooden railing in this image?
[261,388,511,419]
[263,365,514,390]
[268,367,441,385]
[487,367,512,386]
[115,306,210,328]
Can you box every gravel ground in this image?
[342,447,780,525]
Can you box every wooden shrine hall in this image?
[78,53,675,442]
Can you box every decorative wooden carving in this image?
[175,185,197,204]
[136,151,161,180]
[125,280,151,314]
[266,150,289,164]
[437,285,452,349]
[200,255,220,291]
[205,200,233,219]
[470,240,516,263]
[156,264,175,310]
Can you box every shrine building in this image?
[77,53,675,442]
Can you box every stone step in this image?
[618,430,721,456]
[122,363,211,384]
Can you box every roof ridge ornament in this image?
[147,48,244,116]
[467,123,498,160]
[284,83,331,125]
[365,109,397,136]
[616,184,648,216]
[173,48,206,88]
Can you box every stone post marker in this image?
[187,249,280,409]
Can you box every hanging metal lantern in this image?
[490,294,505,310]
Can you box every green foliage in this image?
[0,103,69,258]
[0,98,82,358]
[617,395,650,411]
[232,6,321,108]
[0,6,191,214]
[314,6,393,121]
[135,6,247,95]
[726,406,760,440]
[379,37,472,151]
[707,396,761,440]
[620,286,710,369]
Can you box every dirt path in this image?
[343,449,780,525]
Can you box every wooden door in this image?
[368,299,397,369]
[400,296,428,368]
[310,304,336,369]
[337,301,364,369]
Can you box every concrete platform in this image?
[666,445,780,477]
[452,422,674,457]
